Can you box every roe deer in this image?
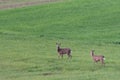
[90,50,105,65]
[56,43,72,59]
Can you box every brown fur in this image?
[56,43,72,58]
[90,50,105,65]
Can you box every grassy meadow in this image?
[0,0,120,80]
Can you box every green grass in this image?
[0,0,120,80]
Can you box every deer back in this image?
[58,48,71,54]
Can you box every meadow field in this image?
[0,0,120,80]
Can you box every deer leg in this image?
[93,60,96,64]
[101,59,105,66]
[67,55,70,59]
[67,53,72,59]
[58,54,62,59]
[68,54,72,59]
[93,59,98,65]
[58,54,60,59]
[61,54,63,59]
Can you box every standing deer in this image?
[56,43,72,59]
[90,50,105,65]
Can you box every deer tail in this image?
[103,56,105,60]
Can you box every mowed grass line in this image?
[0,0,120,80]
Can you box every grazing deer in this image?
[90,50,105,65]
[56,43,72,59]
